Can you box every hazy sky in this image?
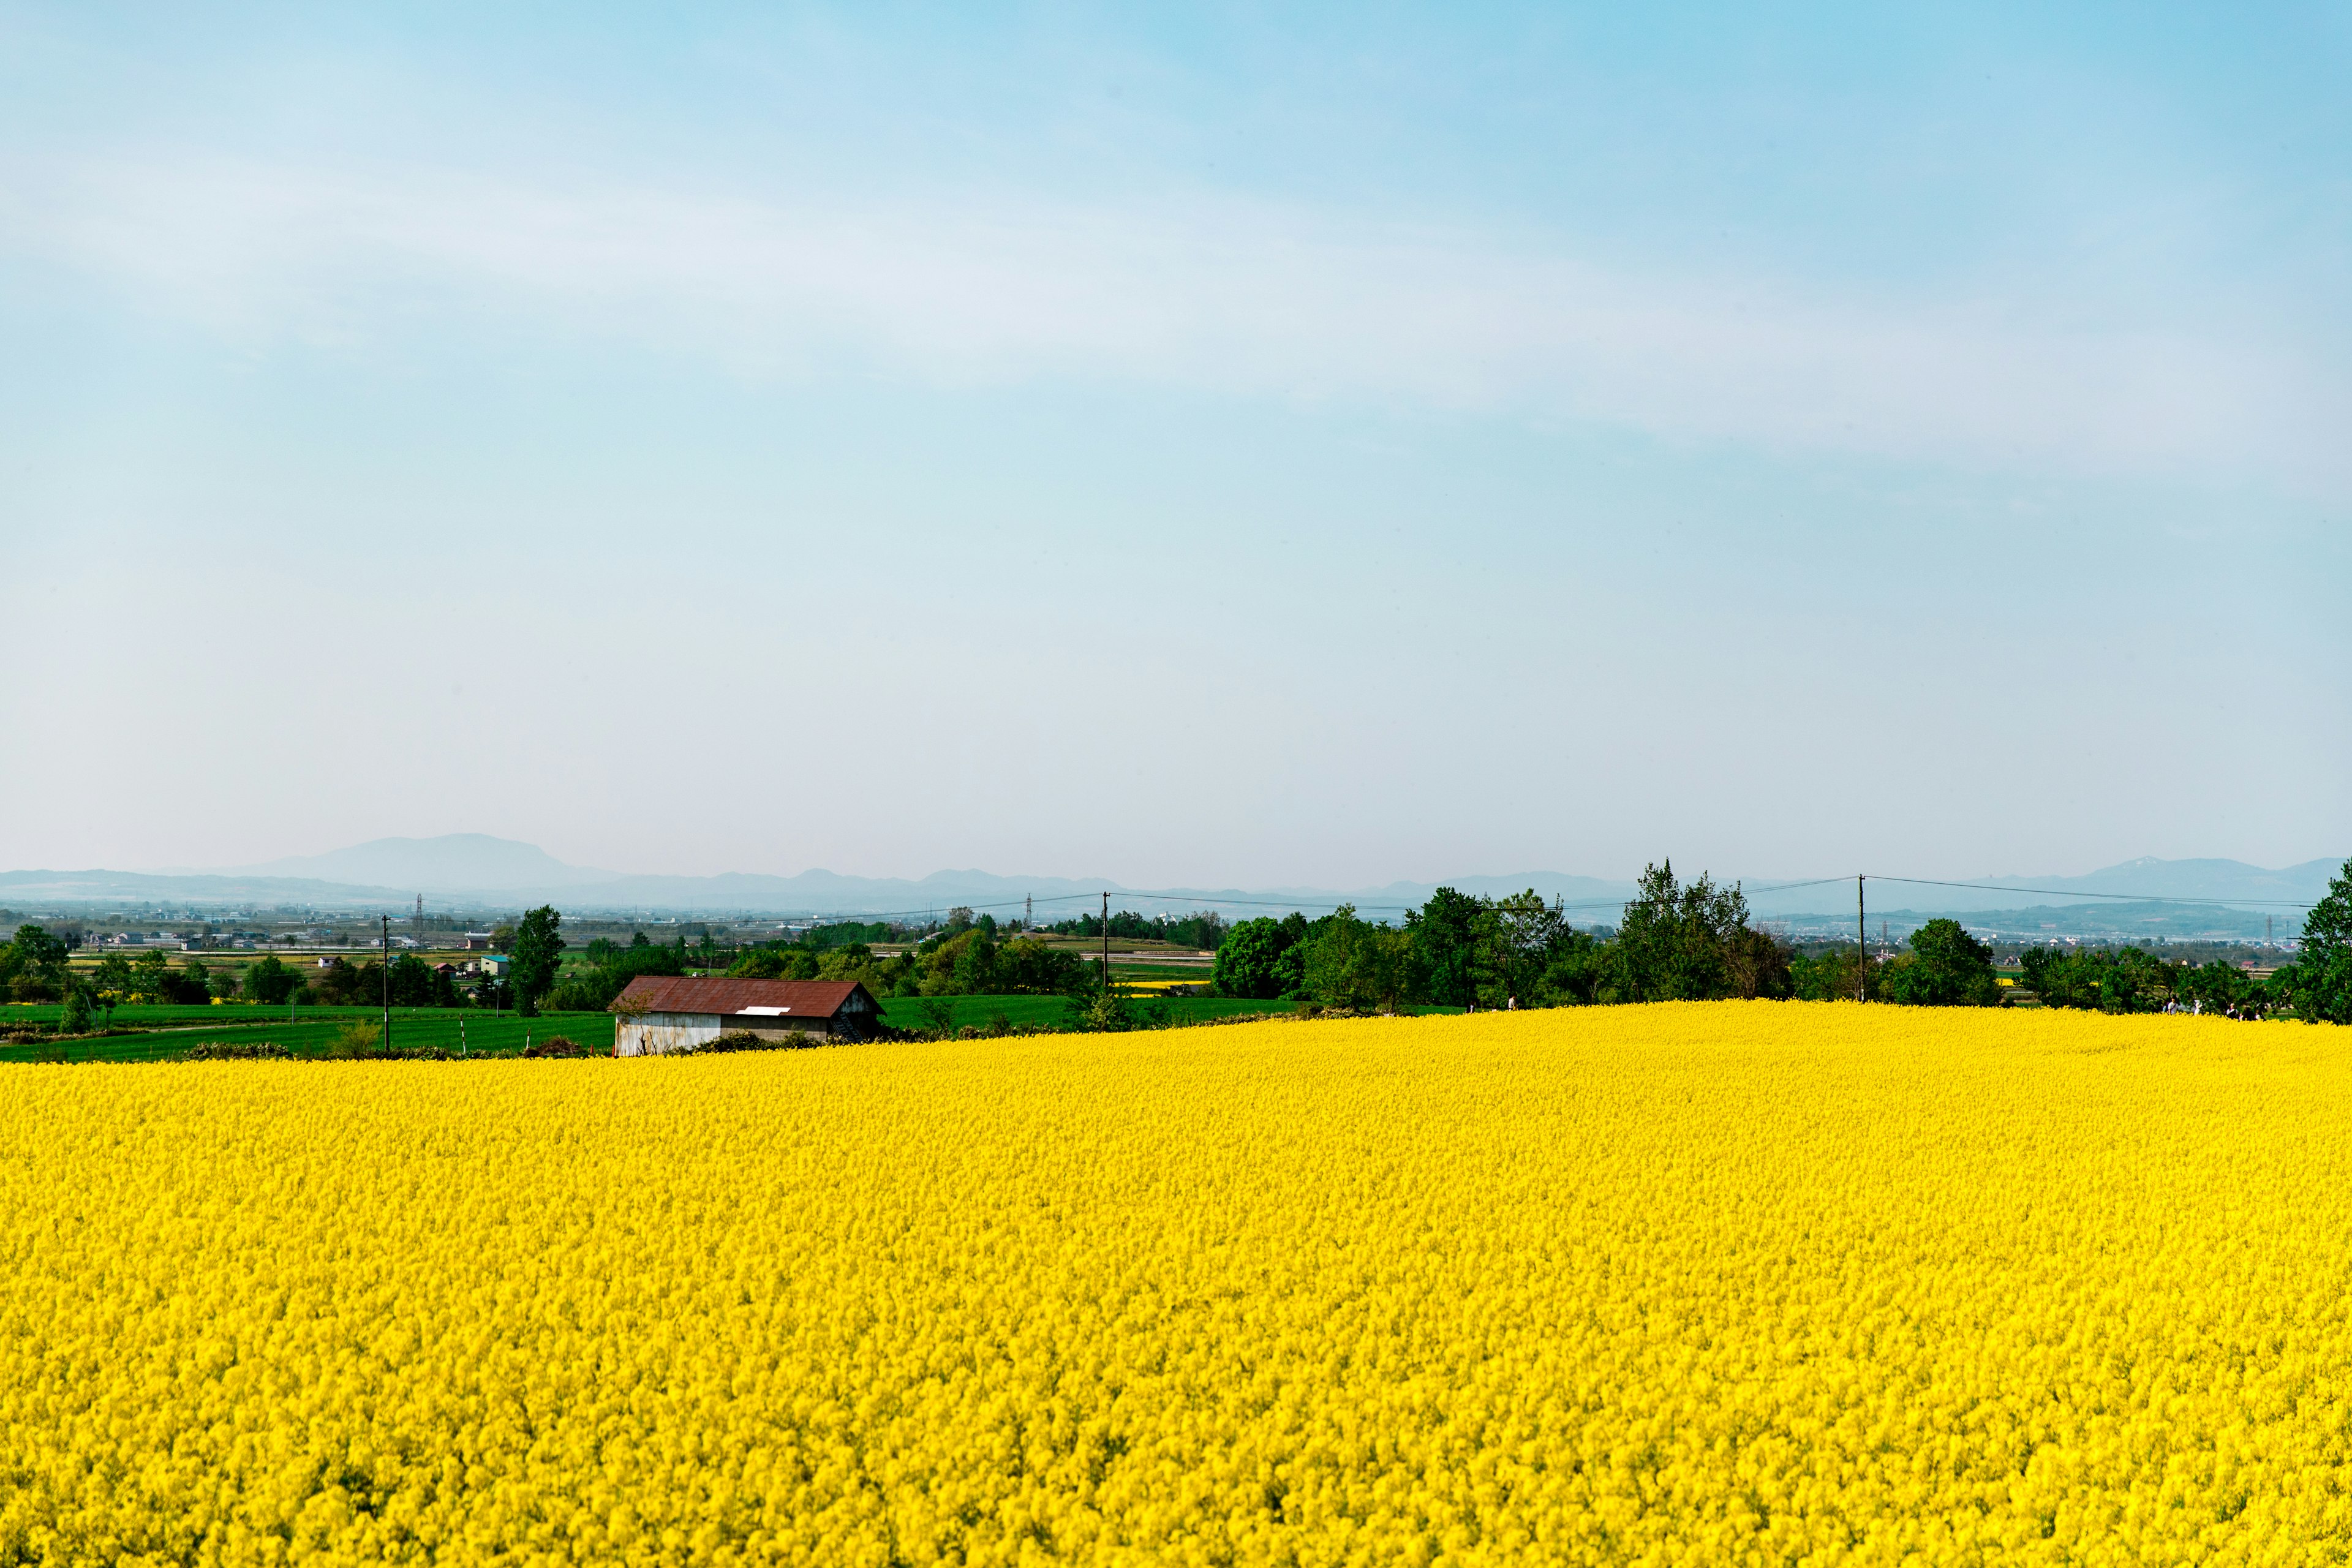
[4,2,2346,886]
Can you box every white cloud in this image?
[4,149,2341,487]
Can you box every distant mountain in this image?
[231,834,611,892]
[0,839,2334,924]
[1737,857,2343,918]
[0,868,412,907]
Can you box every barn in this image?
[612,974,884,1056]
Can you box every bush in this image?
[184,1041,295,1061]
[685,1030,821,1054]
[523,1035,582,1058]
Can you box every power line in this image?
[1863,875,2318,910]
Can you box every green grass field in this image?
[1,994,1454,1062]
[875,993,1287,1033]
[0,1007,616,1064]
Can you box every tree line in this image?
[7,858,2348,1029]
[1205,858,2352,1022]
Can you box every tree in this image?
[1880,919,1999,1007]
[91,954,134,1024]
[1409,888,1485,1008]
[1212,917,1306,1000]
[2177,959,2257,1015]
[129,949,173,1003]
[1300,907,1419,1011]
[6,924,70,1000]
[2290,859,2352,1025]
[510,905,566,1018]
[2019,945,2176,1014]
[314,957,364,1005]
[59,981,93,1035]
[242,954,304,1005]
[1599,861,1751,1003]
[388,953,438,1007]
[1721,924,1795,1001]
[1791,947,1878,1003]
[1481,891,1612,1008]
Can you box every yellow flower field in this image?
[3,1003,2348,1565]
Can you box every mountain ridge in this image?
[0,835,2332,919]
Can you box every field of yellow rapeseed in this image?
[2,1003,2348,1565]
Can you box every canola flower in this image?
[2,1003,2348,1565]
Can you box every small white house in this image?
[612,975,882,1055]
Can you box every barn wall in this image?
[616,1012,723,1057]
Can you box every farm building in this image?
[612,974,883,1056]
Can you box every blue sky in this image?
[2,2,2345,887]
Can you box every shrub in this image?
[688,1030,820,1054]
[328,1021,386,1058]
[523,1035,581,1058]
[184,1041,295,1061]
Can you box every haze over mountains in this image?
[0,837,2338,929]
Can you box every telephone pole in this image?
[1025,893,1033,932]
[380,914,392,1050]
[1101,892,1111,995]
[1856,876,1867,1003]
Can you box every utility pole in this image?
[380,914,391,1051]
[1101,892,1111,995]
[1025,893,1033,932]
[1856,876,1867,1003]
[415,894,424,948]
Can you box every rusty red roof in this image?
[614,975,876,1019]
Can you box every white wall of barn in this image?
[615,1012,723,1057]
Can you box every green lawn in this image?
[876,993,1288,1033]
[1,995,1455,1063]
[2,1003,511,1030]
[0,1008,616,1064]
[874,993,1464,1031]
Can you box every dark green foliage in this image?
[1790,948,1874,1002]
[2290,859,2352,1025]
[1212,916,1308,1000]
[2174,959,2259,1015]
[6,924,69,979]
[312,957,366,1006]
[553,939,685,1010]
[1297,907,1420,1011]
[3,924,71,1000]
[1044,910,1230,949]
[1598,862,1773,1003]
[183,1041,295,1061]
[128,949,174,1003]
[2018,945,2178,1013]
[510,905,566,1018]
[1879,919,2000,1007]
[241,954,304,1005]
[153,963,213,1005]
[1408,889,1483,1008]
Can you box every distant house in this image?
[460,933,494,951]
[612,975,883,1056]
[480,954,511,976]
